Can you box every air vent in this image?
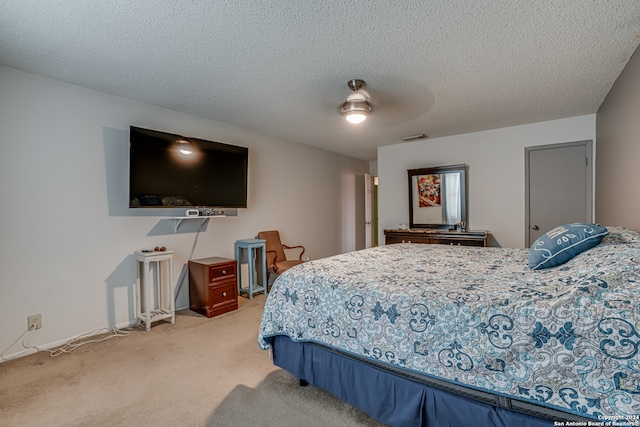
[401,134,428,142]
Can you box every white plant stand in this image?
[134,250,175,331]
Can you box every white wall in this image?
[0,66,368,360]
[378,115,596,248]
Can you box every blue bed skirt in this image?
[271,335,555,427]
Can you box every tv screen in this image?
[129,126,248,208]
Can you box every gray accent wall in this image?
[596,46,640,229]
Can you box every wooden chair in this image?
[257,230,305,282]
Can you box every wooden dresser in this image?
[188,257,238,318]
[384,229,489,247]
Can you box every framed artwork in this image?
[417,174,441,207]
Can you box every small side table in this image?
[234,239,267,299]
[188,257,238,317]
[134,250,175,331]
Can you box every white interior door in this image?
[365,173,375,248]
[525,140,593,246]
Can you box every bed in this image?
[258,226,640,427]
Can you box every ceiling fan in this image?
[341,79,372,124]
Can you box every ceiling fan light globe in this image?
[346,112,367,124]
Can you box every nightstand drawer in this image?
[210,282,236,306]
[209,263,236,282]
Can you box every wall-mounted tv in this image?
[129,126,248,208]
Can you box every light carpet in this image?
[0,294,385,427]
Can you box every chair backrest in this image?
[257,230,286,268]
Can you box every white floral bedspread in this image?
[258,227,640,420]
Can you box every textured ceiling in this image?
[1,1,639,161]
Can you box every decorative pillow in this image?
[528,223,608,270]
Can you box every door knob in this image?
[532,225,539,230]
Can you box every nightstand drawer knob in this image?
[221,270,226,275]
[222,291,227,297]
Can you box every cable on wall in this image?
[0,329,31,361]
[174,218,206,302]
[0,326,131,362]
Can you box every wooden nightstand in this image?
[188,257,238,318]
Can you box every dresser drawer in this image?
[384,233,431,244]
[209,263,236,282]
[384,229,489,247]
[384,235,405,244]
[430,238,459,245]
[456,239,486,247]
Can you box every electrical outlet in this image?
[28,314,42,331]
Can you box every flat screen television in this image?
[129,126,248,208]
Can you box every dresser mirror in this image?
[407,164,467,229]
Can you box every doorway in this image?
[525,140,593,247]
[365,173,378,248]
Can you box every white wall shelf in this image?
[169,216,226,233]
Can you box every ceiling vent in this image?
[401,134,428,142]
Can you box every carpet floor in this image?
[0,295,385,427]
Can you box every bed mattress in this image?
[258,227,640,421]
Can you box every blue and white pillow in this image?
[528,223,608,270]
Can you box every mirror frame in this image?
[407,164,467,229]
